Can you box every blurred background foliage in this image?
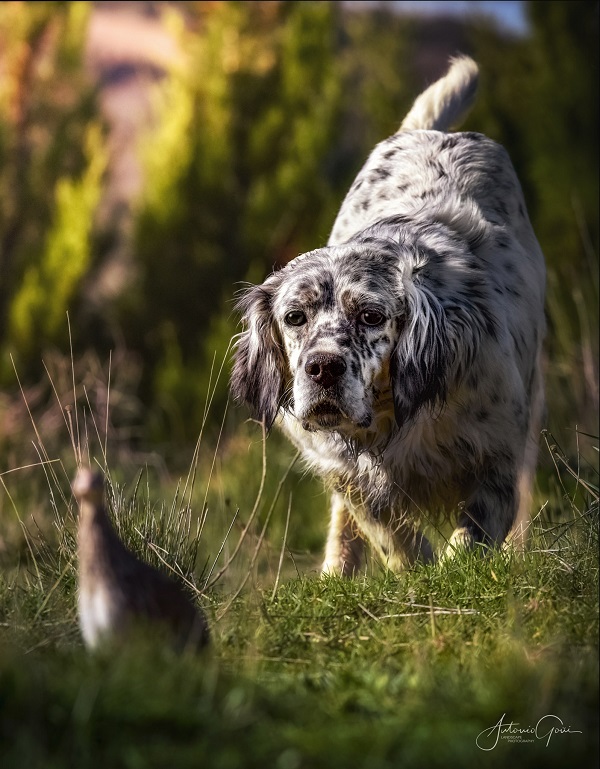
[0,2,101,364]
[0,0,597,462]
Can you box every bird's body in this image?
[73,468,210,652]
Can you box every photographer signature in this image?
[476,713,582,750]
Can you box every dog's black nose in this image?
[305,353,347,389]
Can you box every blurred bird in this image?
[73,467,210,652]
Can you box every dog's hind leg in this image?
[443,463,518,558]
[508,347,546,550]
[387,523,435,569]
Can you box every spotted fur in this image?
[231,57,546,574]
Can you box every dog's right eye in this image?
[359,309,385,327]
[284,310,307,327]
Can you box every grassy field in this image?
[0,398,598,768]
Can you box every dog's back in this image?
[330,57,542,258]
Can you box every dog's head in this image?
[232,225,483,435]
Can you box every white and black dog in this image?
[231,57,546,575]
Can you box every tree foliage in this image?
[0,0,596,444]
[8,123,106,355]
[0,1,105,381]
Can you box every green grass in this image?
[0,497,598,768]
[0,363,598,768]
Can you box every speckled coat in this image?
[231,57,546,574]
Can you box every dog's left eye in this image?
[284,310,307,326]
[359,310,385,327]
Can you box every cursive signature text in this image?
[476,713,582,750]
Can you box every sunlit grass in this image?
[0,511,597,768]
[0,353,598,768]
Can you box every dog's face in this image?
[270,243,402,433]
[232,231,458,435]
[231,227,466,436]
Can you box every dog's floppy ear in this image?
[230,281,286,429]
[391,229,492,427]
[391,258,453,427]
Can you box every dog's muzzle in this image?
[299,352,361,431]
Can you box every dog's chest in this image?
[281,412,465,515]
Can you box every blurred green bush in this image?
[0,1,104,378]
[0,0,597,450]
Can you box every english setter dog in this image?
[231,57,546,575]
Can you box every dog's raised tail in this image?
[400,56,479,132]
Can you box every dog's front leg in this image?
[322,491,364,577]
